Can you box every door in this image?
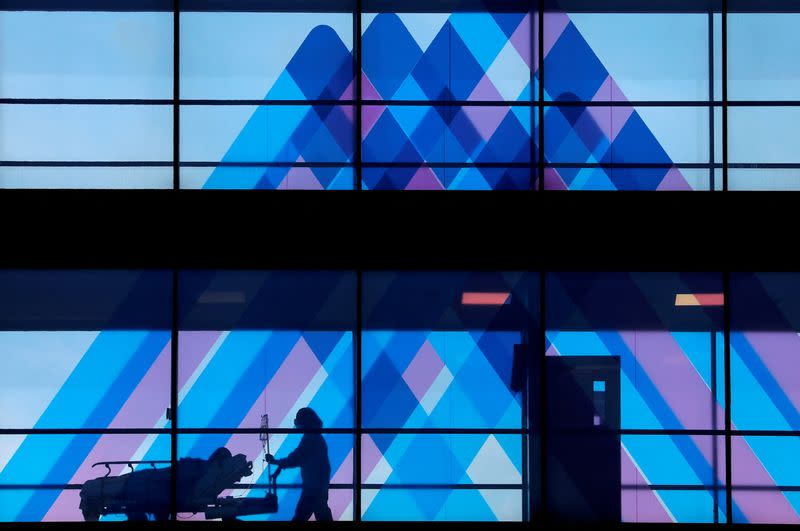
[545,355,621,523]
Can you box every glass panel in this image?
[729,106,800,164]
[545,167,712,191]
[178,271,355,429]
[0,105,172,162]
[546,13,713,102]
[621,436,726,523]
[362,272,535,429]
[0,167,172,189]
[728,13,800,101]
[362,12,532,103]
[0,434,171,522]
[731,436,800,524]
[730,273,800,431]
[181,105,354,189]
[729,169,800,191]
[547,272,725,431]
[362,105,531,163]
[181,12,353,100]
[0,270,172,430]
[176,433,353,521]
[0,11,172,99]
[361,488,521,521]
[180,166,354,190]
[360,433,522,521]
[544,105,709,165]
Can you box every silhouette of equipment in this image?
[78,447,278,521]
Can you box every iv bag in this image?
[259,414,269,443]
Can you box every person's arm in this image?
[267,436,311,469]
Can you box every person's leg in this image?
[313,490,333,521]
[292,492,315,522]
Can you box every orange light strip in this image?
[675,293,724,307]
[462,292,511,306]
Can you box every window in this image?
[0,10,173,189]
[179,11,355,189]
[542,7,721,190]
[361,271,535,520]
[546,272,726,522]
[0,270,172,522]
[3,0,798,189]
[730,273,800,523]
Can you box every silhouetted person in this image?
[265,407,332,521]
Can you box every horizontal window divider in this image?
[0,428,530,434]
[622,485,722,491]
[728,163,800,169]
[618,429,724,435]
[0,483,523,491]
[544,100,800,107]
[172,428,528,434]
[6,162,799,170]
[361,484,523,490]
[545,162,716,169]
[180,99,354,106]
[364,100,531,107]
[0,161,173,167]
[544,100,720,107]
[362,162,530,168]
[13,99,798,108]
[0,98,174,105]
[232,483,355,489]
[0,428,172,434]
[181,161,353,168]
[361,428,528,434]
[4,162,797,170]
[11,484,800,493]
[624,485,800,492]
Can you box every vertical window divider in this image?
[709,8,716,191]
[722,0,728,192]
[538,270,547,523]
[354,0,363,191]
[170,268,179,521]
[724,270,733,524]
[537,0,545,192]
[354,269,363,521]
[170,0,180,521]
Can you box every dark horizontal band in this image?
[4,161,799,169]
[5,99,800,107]
[3,0,789,13]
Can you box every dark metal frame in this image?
[0,1,797,190]
[1,0,799,525]
[4,270,800,523]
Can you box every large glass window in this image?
[361,271,535,520]
[0,10,173,189]
[3,0,799,189]
[729,273,800,524]
[542,6,721,191]
[179,10,354,190]
[546,272,726,522]
[727,3,800,190]
[361,10,535,190]
[5,268,800,523]
[0,270,173,522]
[177,270,356,520]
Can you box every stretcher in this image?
[78,447,278,521]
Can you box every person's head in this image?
[293,407,323,430]
[209,447,232,462]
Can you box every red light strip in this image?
[675,293,724,307]
[462,292,511,306]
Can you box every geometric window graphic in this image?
[6,269,800,522]
[4,2,795,189]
